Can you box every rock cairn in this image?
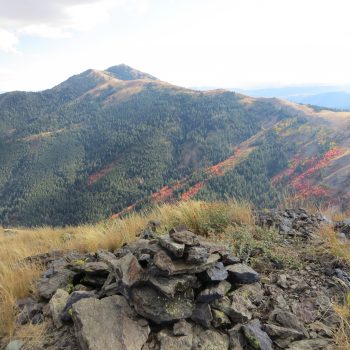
[11,211,344,350]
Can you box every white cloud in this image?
[0,28,19,53]
[19,24,71,38]
[0,0,150,39]
[1,0,350,90]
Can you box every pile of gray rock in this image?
[255,208,324,238]
[10,222,340,350]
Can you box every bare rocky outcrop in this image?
[9,211,350,350]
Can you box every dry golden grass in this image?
[279,194,321,214]
[14,323,48,350]
[317,224,350,349]
[319,224,350,264]
[323,208,350,222]
[0,200,253,339]
[333,294,350,349]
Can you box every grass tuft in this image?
[318,224,350,264]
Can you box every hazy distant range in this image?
[192,85,350,110]
[3,84,350,110]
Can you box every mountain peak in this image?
[105,64,158,81]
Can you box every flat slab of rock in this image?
[154,251,220,275]
[37,268,75,300]
[70,262,109,275]
[96,250,119,265]
[170,253,221,275]
[149,275,197,298]
[226,263,260,284]
[193,327,230,350]
[170,230,200,246]
[287,338,333,350]
[131,285,194,324]
[264,323,304,340]
[157,329,193,350]
[202,262,228,281]
[185,246,209,264]
[197,280,231,303]
[159,236,185,257]
[269,309,308,336]
[72,295,150,350]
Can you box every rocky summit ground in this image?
[3,208,350,350]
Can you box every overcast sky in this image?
[1,0,350,91]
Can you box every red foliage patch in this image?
[181,182,205,201]
[111,204,136,220]
[208,148,241,176]
[273,147,345,200]
[151,186,173,201]
[110,147,245,218]
[87,162,116,186]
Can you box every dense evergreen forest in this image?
[0,65,344,226]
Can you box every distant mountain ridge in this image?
[193,85,350,110]
[0,65,349,226]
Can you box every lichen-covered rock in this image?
[72,295,150,350]
[131,285,195,324]
[185,246,209,264]
[229,282,264,305]
[61,291,97,322]
[149,275,197,298]
[192,327,230,350]
[157,329,193,350]
[158,236,185,257]
[170,230,200,246]
[212,308,231,328]
[37,268,75,299]
[211,295,253,323]
[49,288,69,328]
[242,319,273,350]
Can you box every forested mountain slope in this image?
[0,65,349,226]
